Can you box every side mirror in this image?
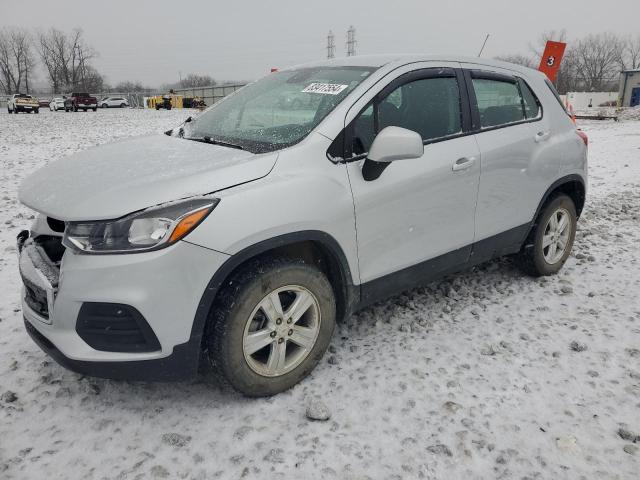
[368,126,424,163]
[362,126,424,181]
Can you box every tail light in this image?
[576,130,588,147]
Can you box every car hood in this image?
[19,134,277,221]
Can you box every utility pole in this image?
[346,25,356,57]
[327,30,335,59]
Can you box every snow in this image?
[1,109,639,479]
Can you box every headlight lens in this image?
[63,197,219,254]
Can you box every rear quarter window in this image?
[518,78,541,119]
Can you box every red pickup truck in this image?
[64,92,98,112]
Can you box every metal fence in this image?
[2,84,246,109]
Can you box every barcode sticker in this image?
[302,83,349,95]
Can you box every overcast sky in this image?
[2,0,639,87]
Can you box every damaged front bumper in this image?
[17,230,59,323]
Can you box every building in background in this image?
[618,70,640,107]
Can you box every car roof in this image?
[287,54,541,77]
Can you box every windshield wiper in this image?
[186,136,244,150]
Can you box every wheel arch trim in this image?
[525,174,586,245]
[187,230,358,367]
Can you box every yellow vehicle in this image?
[148,94,183,110]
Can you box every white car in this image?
[49,97,66,111]
[100,97,129,108]
[18,55,587,396]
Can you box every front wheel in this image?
[206,258,336,396]
[35,109,39,114]
[517,194,577,276]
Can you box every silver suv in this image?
[18,55,587,396]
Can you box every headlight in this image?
[62,197,219,254]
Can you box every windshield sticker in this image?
[302,83,349,95]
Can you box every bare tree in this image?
[112,81,151,93]
[572,33,622,91]
[0,28,36,94]
[179,73,216,88]
[37,28,100,92]
[617,34,640,71]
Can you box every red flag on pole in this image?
[538,41,566,82]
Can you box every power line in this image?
[346,25,356,57]
[327,30,335,59]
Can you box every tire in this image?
[92,108,97,112]
[120,103,126,108]
[7,107,12,114]
[155,104,160,110]
[206,257,336,396]
[517,194,577,277]
[167,105,172,110]
[101,104,107,108]
[35,109,39,114]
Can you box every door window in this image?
[472,78,526,128]
[351,75,462,156]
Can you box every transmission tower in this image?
[346,25,356,57]
[327,30,335,59]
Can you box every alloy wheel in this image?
[242,285,321,377]
[542,207,571,264]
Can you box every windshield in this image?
[182,66,376,153]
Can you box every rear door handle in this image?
[535,131,551,142]
[452,156,476,171]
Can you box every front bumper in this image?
[19,233,230,380]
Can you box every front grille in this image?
[23,276,49,318]
[76,303,161,353]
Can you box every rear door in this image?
[461,64,546,242]
[344,65,481,289]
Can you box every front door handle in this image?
[452,156,476,171]
[535,131,551,142]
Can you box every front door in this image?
[344,68,480,295]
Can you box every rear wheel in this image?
[35,109,39,114]
[101,103,107,108]
[206,258,336,396]
[517,194,577,276]
[120,103,126,108]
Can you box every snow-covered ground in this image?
[0,109,639,479]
